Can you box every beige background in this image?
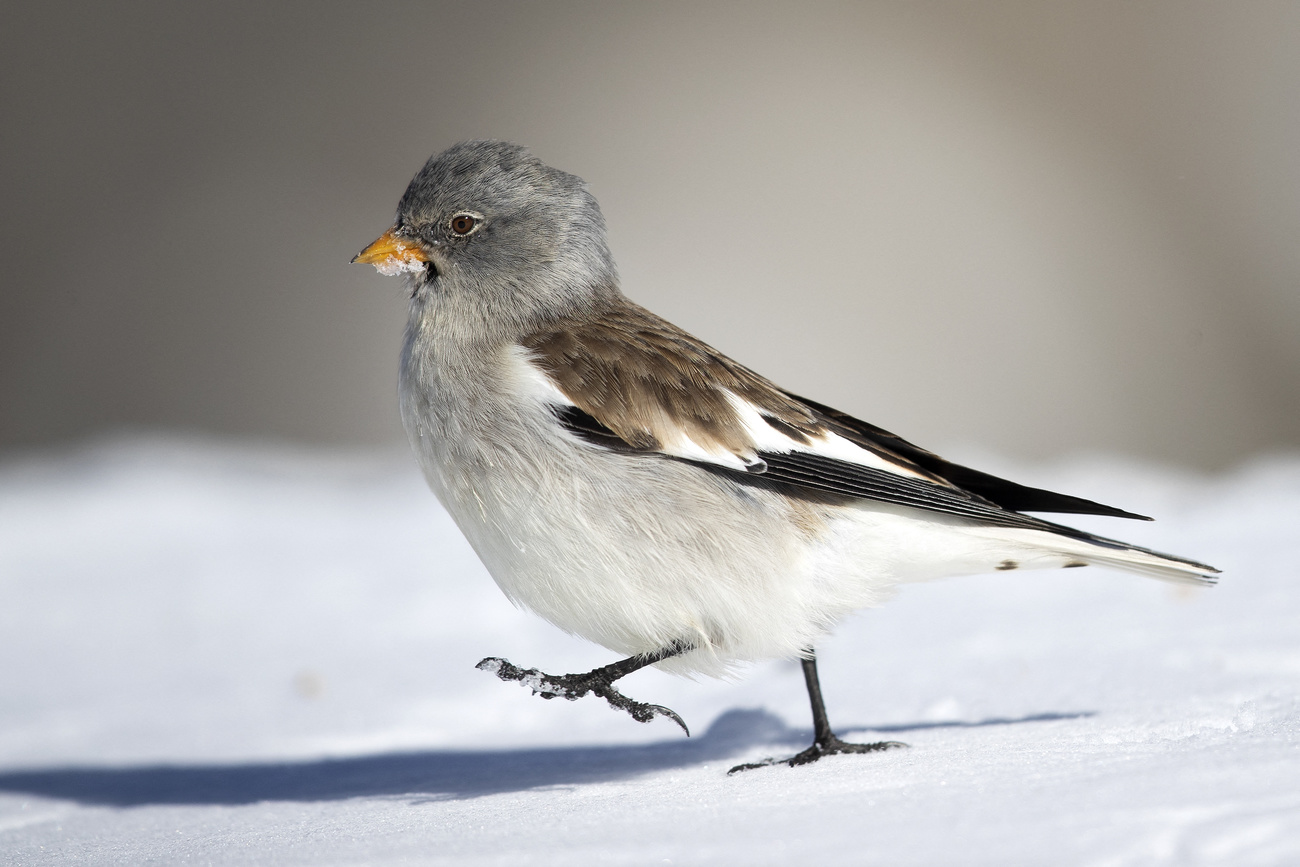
[2,1,1297,469]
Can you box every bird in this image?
[353,140,1218,771]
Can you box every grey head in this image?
[378,141,621,340]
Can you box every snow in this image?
[0,437,1297,866]
[371,255,427,277]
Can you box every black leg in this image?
[729,649,906,773]
[476,641,692,735]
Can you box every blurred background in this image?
[2,0,1297,469]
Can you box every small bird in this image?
[354,141,1218,771]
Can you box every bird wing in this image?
[784,392,1151,520]
[519,300,1147,533]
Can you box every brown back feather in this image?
[521,299,821,458]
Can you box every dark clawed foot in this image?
[476,657,690,736]
[727,735,906,774]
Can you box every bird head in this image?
[354,141,620,338]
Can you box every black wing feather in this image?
[786,393,1151,520]
[553,406,640,451]
[554,404,1126,545]
[756,451,1119,545]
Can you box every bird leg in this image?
[729,650,906,773]
[476,641,691,735]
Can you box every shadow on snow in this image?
[0,709,1091,807]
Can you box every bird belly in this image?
[424,436,863,675]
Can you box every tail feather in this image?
[1048,532,1219,587]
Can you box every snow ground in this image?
[0,437,1296,866]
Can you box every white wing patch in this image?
[656,431,760,471]
[723,392,934,481]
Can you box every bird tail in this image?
[960,516,1221,587]
[1040,530,1220,586]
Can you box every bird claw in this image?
[476,656,690,736]
[727,735,906,774]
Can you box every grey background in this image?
[2,1,1297,469]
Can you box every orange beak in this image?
[351,227,429,275]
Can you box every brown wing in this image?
[523,297,1147,521]
[521,299,825,462]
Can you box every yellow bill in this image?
[352,227,429,276]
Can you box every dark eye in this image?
[450,214,478,235]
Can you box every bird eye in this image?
[450,214,478,235]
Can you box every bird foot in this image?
[476,657,690,736]
[728,734,906,774]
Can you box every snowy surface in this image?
[0,437,1297,866]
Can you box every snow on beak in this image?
[352,227,430,276]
